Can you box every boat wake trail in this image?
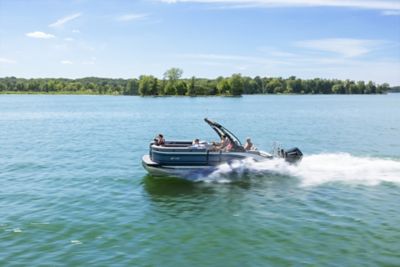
[200,153,400,186]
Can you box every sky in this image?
[0,0,400,85]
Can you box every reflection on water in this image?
[142,174,210,197]
[141,172,297,198]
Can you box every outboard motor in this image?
[282,147,303,163]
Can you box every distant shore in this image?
[1,91,395,96]
[0,71,391,96]
[0,91,101,95]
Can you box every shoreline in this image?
[0,91,391,96]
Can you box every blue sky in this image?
[0,0,399,85]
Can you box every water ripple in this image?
[1,95,400,266]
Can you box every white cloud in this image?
[0,57,16,64]
[26,31,55,39]
[296,38,383,58]
[72,29,81,33]
[49,13,82,28]
[64,37,75,42]
[61,60,73,64]
[160,0,400,11]
[116,13,149,21]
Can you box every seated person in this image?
[210,141,219,151]
[224,141,233,152]
[214,135,232,151]
[191,138,205,148]
[244,137,254,150]
[221,135,231,149]
[154,134,165,146]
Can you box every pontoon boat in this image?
[142,118,302,177]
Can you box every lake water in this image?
[1,94,399,266]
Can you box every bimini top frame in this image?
[204,118,245,152]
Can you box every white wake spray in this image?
[202,153,400,186]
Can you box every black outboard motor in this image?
[282,147,303,163]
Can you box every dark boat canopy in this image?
[204,118,244,151]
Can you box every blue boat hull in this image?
[151,148,249,166]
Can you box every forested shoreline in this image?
[0,68,391,96]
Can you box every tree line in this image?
[0,68,390,96]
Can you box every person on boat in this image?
[244,137,254,150]
[211,135,230,151]
[154,134,165,146]
[219,135,232,151]
[224,141,233,152]
[191,138,205,148]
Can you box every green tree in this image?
[242,76,255,94]
[151,78,159,95]
[357,81,366,94]
[175,81,187,95]
[377,83,389,94]
[253,76,263,94]
[125,79,138,95]
[266,78,282,94]
[365,81,376,94]
[349,83,359,94]
[164,83,176,95]
[164,68,183,81]
[138,75,157,96]
[163,67,183,95]
[187,76,196,96]
[229,74,243,96]
[286,78,302,94]
[217,78,231,95]
[332,83,345,94]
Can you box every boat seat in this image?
[163,144,191,148]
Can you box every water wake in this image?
[200,153,400,186]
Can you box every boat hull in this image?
[142,155,216,178]
[141,148,274,178]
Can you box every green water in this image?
[1,95,399,266]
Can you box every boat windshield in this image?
[219,125,242,146]
[204,118,243,147]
